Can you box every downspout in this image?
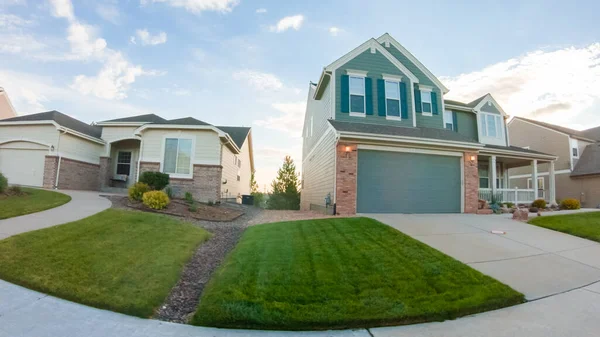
[54,129,67,189]
[332,133,341,215]
[136,138,143,182]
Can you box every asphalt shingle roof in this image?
[513,117,599,141]
[571,143,600,177]
[163,117,212,126]
[483,144,554,157]
[444,94,489,109]
[328,120,480,143]
[2,110,102,139]
[100,114,167,124]
[217,126,250,148]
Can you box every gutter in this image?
[338,131,484,150]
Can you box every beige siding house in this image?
[0,112,254,203]
[508,117,600,207]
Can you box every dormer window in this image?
[349,76,366,116]
[480,112,502,139]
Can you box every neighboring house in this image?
[508,117,600,207]
[300,33,557,215]
[0,111,254,203]
[0,87,17,120]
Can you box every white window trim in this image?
[443,110,454,130]
[418,84,434,91]
[160,135,196,179]
[116,150,133,176]
[346,70,368,77]
[384,79,402,121]
[382,74,403,81]
[421,89,433,116]
[480,112,503,139]
[349,75,366,116]
[571,138,579,158]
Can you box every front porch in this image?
[99,138,141,192]
[477,149,557,205]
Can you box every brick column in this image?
[98,157,112,189]
[335,143,357,215]
[464,152,479,214]
[43,155,59,189]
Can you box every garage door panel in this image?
[357,150,461,213]
[0,149,47,187]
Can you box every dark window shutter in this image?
[341,75,349,113]
[431,91,439,115]
[377,79,386,116]
[452,111,458,132]
[414,86,422,113]
[365,77,373,115]
[400,82,408,119]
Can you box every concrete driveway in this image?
[367,213,600,300]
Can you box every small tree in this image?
[250,170,259,194]
[268,155,300,210]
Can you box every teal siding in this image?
[416,91,444,129]
[357,150,461,213]
[454,110,478,141]
[384,45,436,86]
[335,50,413,127]
[480,102,501,114]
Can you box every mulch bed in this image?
[107,195,244,222]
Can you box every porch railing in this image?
[478,188,536,204]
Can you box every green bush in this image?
[185,192,194,204]
[189,203,198,212]
[251,192,266,208]
[142,191,170,210]
[504,202,515,208]
[139,172,170,191]
[207,200,214,206]
[532,199,547,209]
[560,198,581,210]
[0,172,7,194]
[8,185,22,195]
[128,182,150,201]
[164,186,173,199]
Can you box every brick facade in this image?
[335,143,358,215]
[43,155,59,189]
[139,162,222,203]
[464,152,479,214]
[98,157,111,189]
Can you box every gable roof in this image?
[216,126,250,148]
[328,120,479,144]
[99,114,167,124]
[571,143,600,177]
[511,117,599,142]
[1,110,102,139]
[582,126,600,141]
[163,117,212,126]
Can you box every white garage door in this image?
[0,148,47,187]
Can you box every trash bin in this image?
[242,195,254,205]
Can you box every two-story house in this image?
[0,111,254,203]
[508,117,600,208]
[301,33,557,215]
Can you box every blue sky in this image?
[1,0,599,187]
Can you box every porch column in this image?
[489,155,497,197]
[531,159,538,201]
[549,160,557,205]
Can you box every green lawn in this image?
[0,209,211,317]
[0,188,71,219]
[193,217,524,330]
[529,212,600,242]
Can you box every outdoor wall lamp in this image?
[470,155,476,161]
[345,146,352,152]
[50,145,55,152]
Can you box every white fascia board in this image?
[377,33,450,94]
[478,148,557,161]
[94,122,150,127]
[324,38,419,84]
[58,127,105,145]
[473,94,508,117]
[135,123,241,153]
[445,104,475,113]
[312,69,332,100]
[338,131,483,150]
[0,120,104,144]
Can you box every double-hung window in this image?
[443,111,454,130]
[421,90,432,115]
[571,139,579,158]
[116,151,132,175]
[163,138,193,175]
[385,80,401,119]
[349,76,366,116]
[480,113,502,139]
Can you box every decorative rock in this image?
[501,207,510,214]
[512,209,529,221]
[478,199,489,210]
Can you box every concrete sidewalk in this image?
[0,190,111,239]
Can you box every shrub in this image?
[8,185,22,195]
[532,199,547,209]
[189,203,198,213]
[207,200,214,206]
[164,186,173,199]
[185,192,194,204]
[251,192,266,208]
[128,182,150,201]
[0,172,7,194]
[529,207,539,213]
[560,198,581,210]
[504,202,515,208]
[142,191,170,210]
[139,171,170,191]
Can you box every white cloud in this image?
[255,8,266,14]
[233,70,283,91]
[49,0,75,21]
[269,14,304,33]
[0,0,26,6]
[328,26,342,37]
[131,29,167,46]
[0,13,32,29]
[442,43,600,128]
[96,4,121,24]
[66,21,107,59]
[140,0,239,14]
[0,34,46,54]
[254,102,306,137]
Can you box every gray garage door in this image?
[357,150,461,213]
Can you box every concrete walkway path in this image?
[0,190,111,240]
[368,213,600,300]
